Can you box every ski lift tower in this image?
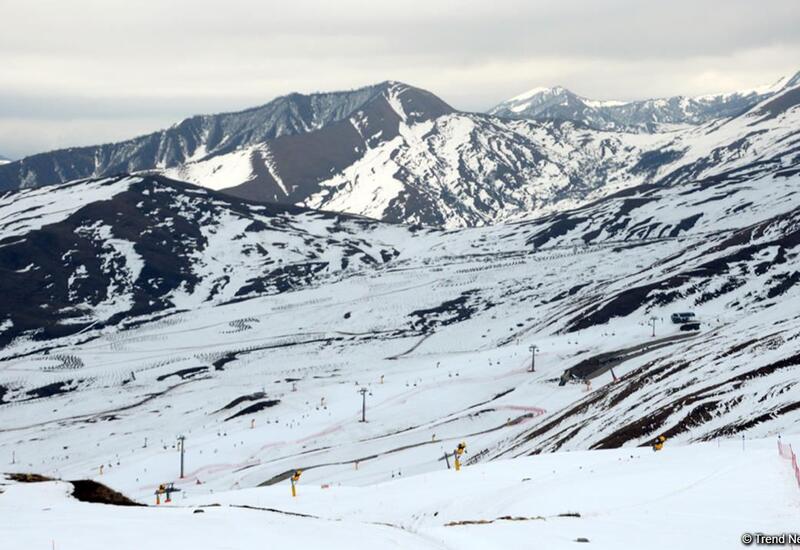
[648,316,660,337]
[177,435,186,478]
[358,388,368,422]
[528,345,539,373]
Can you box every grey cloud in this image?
[0,92,264,121]
[1,0,798,157]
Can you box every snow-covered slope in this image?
[2,437,797,550]
[490,71,800,131]
[0,174,408,346]
[304,116,668,227]
[1,154,799,512]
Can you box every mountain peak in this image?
[0,80,455,194]
[490,69,800,131]
[782,69,800,90]
[488,85,584,118]
[694,71,800,101]
[507,85,569,103]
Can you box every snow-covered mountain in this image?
[0,155,10,165]
[2,74,798,228]
[0,82,452,195]
[0,174,411,347]
[302,81,800,226]
[489,71,800,132]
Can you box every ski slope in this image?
[2,437,797,550]
[1,165,799,501]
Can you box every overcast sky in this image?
[1,0,799,159]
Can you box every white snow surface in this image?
[306,113,674,228]
[160,146,258,192]
[0,177,133,240]
[1,438,797,549]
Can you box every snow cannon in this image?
[155,482,180,505]
[652,435,667,452]
[454,442,467,471]
[291,469,302,497]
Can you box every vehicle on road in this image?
[671,312,696,324]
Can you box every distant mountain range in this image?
[0,155,11,165]
[489,71,800,131]
[0,82,447,193]
[1,73,799,227]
